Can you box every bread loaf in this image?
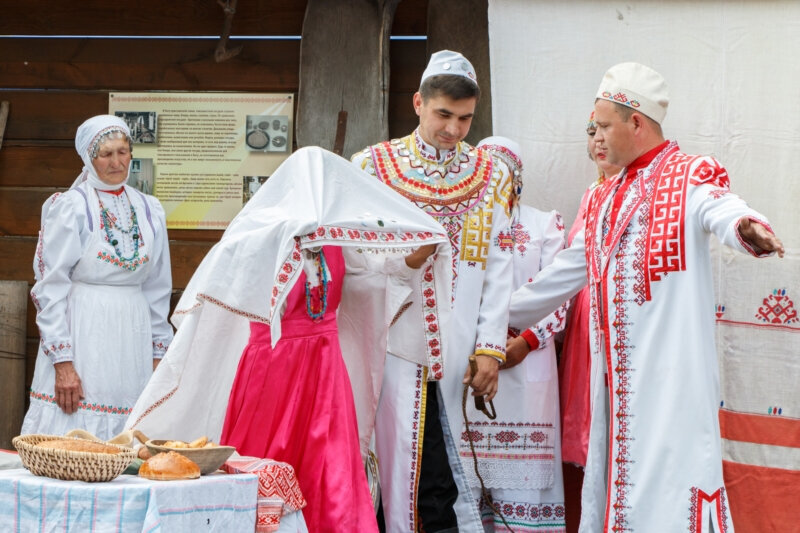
[139,451,201,481]
[36,439,121,455]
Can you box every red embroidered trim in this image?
[421,264,444,379]
[29,389,132,415]
[130,386,178,428]
[409,366,426,531]
[607,231,634,532]
[96,250,150,271]
[41,340,72,358]
[198,293,271,323]
[479,498,566,531]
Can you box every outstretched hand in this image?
[738,217,784,258]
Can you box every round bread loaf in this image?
[139,451,201,481]
[36,438,121,455]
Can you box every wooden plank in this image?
[0,0,427,37]
[0,38,301,92]
[0,146,79,188]
[0,40,423,141]
[167,230,224,244]
[0,0,307,37]
[166,240,215,288]
[0,235,214,289]
[0,188,55,237]
[0,237,36,282]
[0,280,28,448]
[1,91,108,141]
[426,0,492,145]
[26,337,38,399]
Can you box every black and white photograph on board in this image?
[115,111,158,144]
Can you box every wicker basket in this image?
[12,434,136,482]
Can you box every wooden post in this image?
[296,0,400,159]
[0,281,28,449]
[426,0,492,145]
[0,101,9,152]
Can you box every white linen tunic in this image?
[23,182,172,440]
[465,205,569,531]
[509,143,774,533]
[353,130,514,533]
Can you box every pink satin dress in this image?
[220,246,377,532]
[559,189,594,468]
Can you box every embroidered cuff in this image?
[735,216,776,258]
[520,329,541,351]
[42,340,74,364]
[153,339,170,359]
[474,348,506,364]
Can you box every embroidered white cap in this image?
[477,136,522,173]
[478,136,524,197]
[420,50,478,87]
[596,62,669,124]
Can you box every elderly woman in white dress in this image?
[22,115,173,440]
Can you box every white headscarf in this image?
[72,114,133,191]
[126,147,455,454]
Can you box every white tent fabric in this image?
[489,0,799,524]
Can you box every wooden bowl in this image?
[144,440,235,475]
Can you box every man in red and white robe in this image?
[509,63,784,533]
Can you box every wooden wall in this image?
[0,0,429,401]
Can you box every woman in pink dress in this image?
[221,243,432,531]
[127,147,453,533]
[559,112,622,468]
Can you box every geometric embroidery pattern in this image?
[460,201,493,269]
[755,288,799,324]
[688,487,730,533]
[646,152,693,293]
[511,222,532,256]
[608,231,635,533]
[689,158,730,189]
[459,421,556,457]
[29,388,132,415]
[479,497,566,532]
[368,136,494,217]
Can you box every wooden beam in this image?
[0,38,301,92]
[0,0,429,37]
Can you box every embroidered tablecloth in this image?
[0,468,259,532]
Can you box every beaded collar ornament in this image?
[98,193,142,265]
[304,250,329,321]
[369,131,495,217]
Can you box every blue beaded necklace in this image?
[98,194,141,262]
[304,250,329,321]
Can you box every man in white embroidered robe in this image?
[508,63,784,533]
[352,51,514,533]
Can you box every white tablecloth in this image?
[0,468,259,532]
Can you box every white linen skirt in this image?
[22,282,154,441]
